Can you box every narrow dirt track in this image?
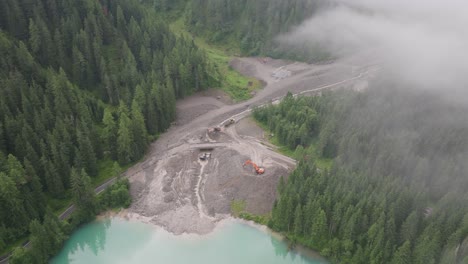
[125,55,379,234]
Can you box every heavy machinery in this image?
[199,152,211,161]
[207,127,221,133]
[224,119,235,127]
[243,160,265,174]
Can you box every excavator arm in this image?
[243,160,265,174]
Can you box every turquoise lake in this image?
[51,218,327,264]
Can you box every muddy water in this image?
[51,218,327,264]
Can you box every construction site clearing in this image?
[127,114,295,235]
[123,55,377,235]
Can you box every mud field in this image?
[128,119,294,235]
[125,55,379,234]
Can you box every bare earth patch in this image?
[235,117,265,140]
[125,55,378,235]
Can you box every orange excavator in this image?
[243,160,265,175]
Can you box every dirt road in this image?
[125,55,379,234]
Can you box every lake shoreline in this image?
[91,213,327,263]
[52,216,327,264]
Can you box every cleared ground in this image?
[125,55,379,234]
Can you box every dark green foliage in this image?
[117,102,134,165]
[102,108,118,159]
[260,88,468,263]
[9,174,131,263]
[253,93,320,149]
[152,0,186,11]
[71,168,97,224]
[98,179,132,209]
[238,212,269,226]
[9,210,66,264]
[0,0,213,252]
[9,247,33,264]
[186,0,325,59]
[0,154,45,250]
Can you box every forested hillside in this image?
[0,0,214,252]
[254,89,468,263]
[185,0,325,58]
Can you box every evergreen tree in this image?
[294,204,304,237]
[77,128,98,177]
[117,102,133,165]
[28,19,40,55]
[9,247,33,264]
[42,209,65,254]
[312,209,328,244]
[102,107,118,159]
[41,156,64,197]
[71,168,96,223]
[28,220,49,264]
[391,241,412,264]
[131,99,148,156]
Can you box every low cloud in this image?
[278,0,468,96]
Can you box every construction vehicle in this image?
[199,153,211,161]
[243,160,265,174]
[224,119,235,127]
[207,126,221,133]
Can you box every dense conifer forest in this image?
[185,0,325,58]
[0,0,213,255]
[254,88,468,263]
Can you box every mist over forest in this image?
[260,1,468,263]
[279,0,468,98]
